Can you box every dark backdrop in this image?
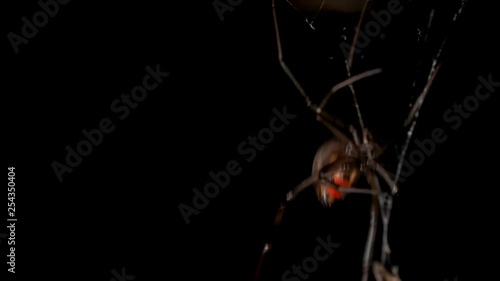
[4,1,499,281]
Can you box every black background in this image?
[4,0,499,281]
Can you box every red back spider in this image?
[254,1,468,281]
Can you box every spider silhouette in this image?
[254,1,466,281]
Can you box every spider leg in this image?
[254,164,379,280]
[318,67,383,151]
[253,174,317,281]
[373,162,399,195]
[347,0,373,70]
[345,0,375,149]
[316,113,353,144]
[397,1,468,183]
[317,71,384,149]
[406,0,469,125]
[350,125,362,147]
[394,62,442,184]
[362,170,382,281]
[273,0,358,144]
[273,0,311,107]
[286,175,318,202]
[318,68,383,111]
[379,193,393,267]
[404,62,442,127]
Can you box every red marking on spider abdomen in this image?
[327,186,343,200]
[333,173,351,187]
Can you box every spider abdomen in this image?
[312,139,361,206]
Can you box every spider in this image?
[254,1,467,281]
